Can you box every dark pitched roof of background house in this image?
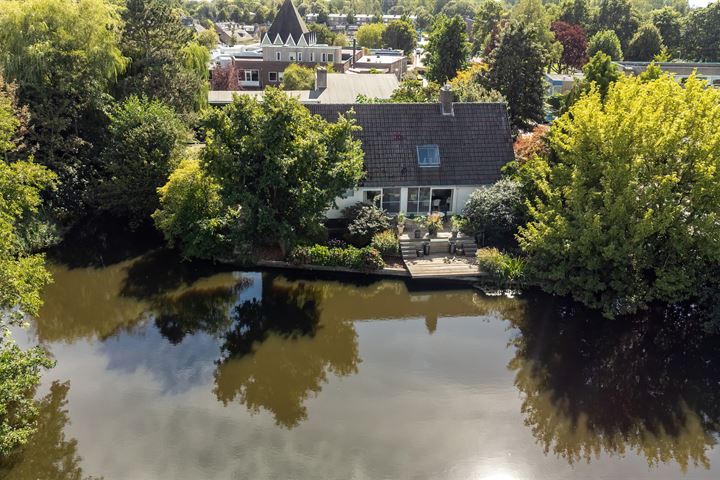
[307,103,514,187]
[267,0,309,43]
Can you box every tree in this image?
[551,21,588,71]
[97,97,189,226]
[587,29,623,60]
[486,22,547,131]
[558,0,591,28]
[463,179,522,245]
[382,19,417,54]
[472,0,508,54]
[626,23,663,61]
[592,0,639,49]
[356,23,386,49]
[512,0,562,62]
[390,78,440,102]
[119,0,209,115]
[281,64,316,90]
[196,89,365,249]
[440,0,477,18]
[197,28,220,50]
[425,15,470,84]
[449,65,506,102]
[153,158,234,260]
[681,1,720,62]
[415,8,434,30]
[650,7,681,56]
[0,0,126,222]
[518,74,720,316]
[0,75,55,456]
[308,23,337,45]
[581,52,620,99]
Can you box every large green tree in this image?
[587,29,623,60]
[486,21,547,131]
[558,0,592,29]
[472,0,508,54]
[356,23,386,48]
[160,88,365,253]
[119,0,209,114]
[591,0,639,48]
[425,15,470,84]
[650,7,681,56]
[0,0,126,221]
[681,1,720,62]
[0,75,55,456]
[518,74,720,316]
[382,18,417,54]
[626,23,663,61]
[97,96,189,226]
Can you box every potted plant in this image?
[396,212,406,235]
[414,215,425,239]
[450,215,465,239]
[426,213,442,237]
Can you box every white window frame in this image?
[327,53,334,63]
[269,71,278,82]
[417,145,440,167]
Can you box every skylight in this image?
[417,145,440,167]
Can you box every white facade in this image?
[326,186,478,219]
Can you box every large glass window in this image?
[407,187,431,214]
[382,188,401,214]
[364,190,381,207]
[417,145,440,167]
[244,70,259,82]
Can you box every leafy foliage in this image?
[582,52,621,100]
[486,21,548,131]
[472,0,508,54]
[425,15,470,84]
[281,64,316,90]
[681,1,720,62]
[463,179,522,245]
[356,23,386,48]
[593,0,640,49]
[651,7,682,56]
[518,75,720,316]
[449,64,506,103]
[382,19,417,54]
[371,230,400,257]
[551,21,588,71]
[344,202,391,246]
[98,96,189,226]
[288,244,385,272]
[153,158,237,260]
[476,247,526,285]
[626,23,663,61]
[587,29,624,61]
[199,89,364,249]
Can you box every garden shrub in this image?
[463,179,522,245]
[287,244,386,272]
[476,247,526,285]
[371,230,399,256]
[343,202,391,246]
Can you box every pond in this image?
[4,248,720,479]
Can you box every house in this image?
[308,88,515,219]
[208,68,399,105]
[305,13,418,27]
[615,62,720,87]
[222,0,363,89]
[215,22,255,45]
[545,72,583,96]
[351,49,408,80]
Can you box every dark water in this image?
[5,248,720,479]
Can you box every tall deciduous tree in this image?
[0,75,55,456]
[558,0,592,29]
[518,75,720,316]
[592,0,639,48]
[97,96,189,226]
[681,1,720,62]
[486,22,547,131]
[651,7,681,57]
[425,15,470,84]
[472,0,508,54]
[119,0,209,114]
[551,21,588,71]
[192,89,364,249]
[581,52,620,100]
[0,0,126,221]
[356,23,386,48]
[587,29,623,60]
[626,23,663,61]
[382,18,417,54]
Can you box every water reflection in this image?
[0,382,99,480]
[509,297,720,471]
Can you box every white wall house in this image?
[307,90,515,220]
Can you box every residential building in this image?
[545,72,583,96]
[351,49,408,79]
[305,13,417,27]
[308,88,515,218]
[215,22,255,45]
[208,68,399,105]
[615,62,720,87]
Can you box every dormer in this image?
[273,34,283,45]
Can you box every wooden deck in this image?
[399,231,480,278]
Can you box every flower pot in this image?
[414,229,422,239]
[423,242,430,255]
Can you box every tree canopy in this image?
[356,23,386,48]
[382,18,417,54]
[518,74,720,316]
[551,21,588,71]
[425,14,470,84]
[281,64,316,90]
[587,29,624,61]
[626,23,663,61]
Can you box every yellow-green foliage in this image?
[476,247,526,284]
[371,230,399,256]
[518,74,720,315]
[281,64,315,90]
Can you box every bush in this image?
[463,179,522,245]
[344,202,391,246]
[371,230,399,256]
[287,244,385,272]
[476,247,526,285]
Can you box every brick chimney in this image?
[315,67,328,90]
[440,84,453,116]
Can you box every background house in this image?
[615,61,720,87]
[307,90,515,219]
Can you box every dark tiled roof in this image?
[267,0,309,43]
[307,103,514,187]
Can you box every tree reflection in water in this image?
[0,382,100,480]
[508,296,720,471]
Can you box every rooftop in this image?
[615,61,720,76]
[266,0,310,44]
